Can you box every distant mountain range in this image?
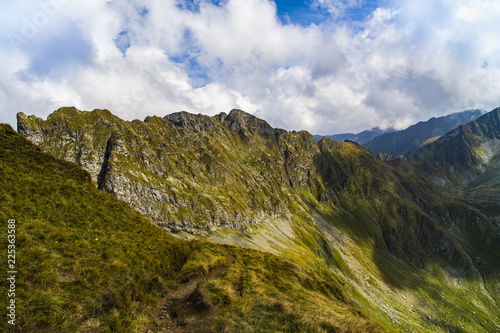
[316,109,484,156]
[313,127,395,144]
[364,109,484,156]
[407,107,500,210]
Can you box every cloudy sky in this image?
[1,0,499,134]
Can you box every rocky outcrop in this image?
[17,108,315,234]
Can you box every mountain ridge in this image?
[15,107,488,265]
[15,106,500,332]
[406,107,500,205]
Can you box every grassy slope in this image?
[0,123,380,332]
[0,123,192,332]
[185,242,381,333]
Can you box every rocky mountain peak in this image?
[227,108,257,121]
[224,109,281,139]
[163,111,218,133]
[17,112,44,145]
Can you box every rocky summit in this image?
[15,106,500,332]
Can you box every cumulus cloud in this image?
[0,0,499,135]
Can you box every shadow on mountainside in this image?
[312,140,500,291]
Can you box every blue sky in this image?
[275,0,331,25]
[0,0,499,134]
[274,0,380,25]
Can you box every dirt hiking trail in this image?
[145,256,235,333]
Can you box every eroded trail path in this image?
[146,256,235,333]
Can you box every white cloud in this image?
[0,0,499,135]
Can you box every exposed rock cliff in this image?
[17,107,321,234]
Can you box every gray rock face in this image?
[16,107,315,235]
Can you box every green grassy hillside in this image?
[0,123,381,332]
[0,123,191,332]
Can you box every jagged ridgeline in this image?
[18,107,464,264]
[15,107,500,332]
